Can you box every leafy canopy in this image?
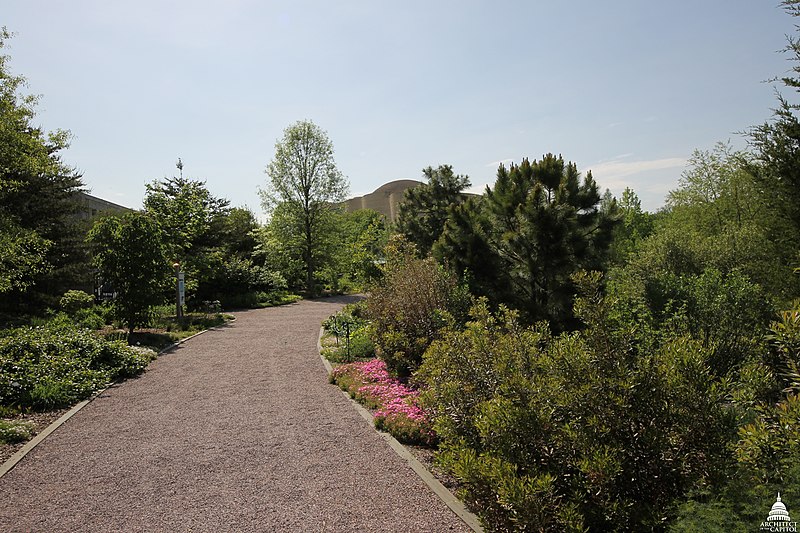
[0,27,85,308]
[87,212,171,336]
[260,120,349,294]
[436,154,619,329]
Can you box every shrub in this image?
[417,290,736,531]
[367,235,470,377]
[0,323,156,410]
[59,290,95,314]
[608,266,773,378]
[72,308,106,330]
[323,307,374,362]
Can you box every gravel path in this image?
[0,297,471,532]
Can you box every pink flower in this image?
[331,358,435,444]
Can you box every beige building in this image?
[344,179,421,223]
[76,192,132,219]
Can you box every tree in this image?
[87,212,170,338]
[437,154,619,329]
[144,172,231,305]
[0,27,85,311]
[342,209,389,286]
[260,120,349,295]
[668,143,764,234]
[607,187,655,264]
[144,173,230,261]
[747,0,800,270]
[433,196,510,302]
[640,142,796,300]
[0,215,50,295]
[396,165,470,256]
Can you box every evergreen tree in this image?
[438,154,619,329]
[748,0,800,267]
[433,196,509,302]
[396,165,470,256]
[0,28,86,311]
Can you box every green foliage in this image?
[323,305,374,362]
[745,1,800,284]
[608,187,655,263]
[653,141,795,300]
[87,212,171,336]
[0,419,34,444]
[418,286,737,531]
[771,302,800,367]
[436,155,619,330]
[144,174,230,261]
[367,235,470,377]
[669,302,800,529]
[397,165,471,256]
[144,173,238,306]
[0,216,51,295]
[611,263,772,377]
[59,289,94,314]
[260,120,349,295]
[0,323,156,410]
[0,28,86,311]
[193,254,287,309]
[338,209,389,288]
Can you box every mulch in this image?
[0,408,70,464]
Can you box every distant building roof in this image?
[76,192,133,219]
[345,179,422,222]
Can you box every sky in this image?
[4,1,796,215]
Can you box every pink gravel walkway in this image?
[0,297,471,532]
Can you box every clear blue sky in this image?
[4,1,794,214]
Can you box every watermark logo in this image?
[761,493,798,532]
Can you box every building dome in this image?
[768,493,791,522]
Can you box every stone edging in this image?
[0,325,222,480]
[317,328,484,533]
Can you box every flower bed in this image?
[330,359,435,446]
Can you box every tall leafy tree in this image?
[87,212,170,338]
[260,120,349,295]
[668,142,764,234]
[606,187,655,264]
[0,28,85,310]
[396,165,471,256]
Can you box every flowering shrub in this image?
[330,359,435,445]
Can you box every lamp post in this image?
[173,262,183,321]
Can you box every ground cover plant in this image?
[0,419,34,445]
[330,359,434,446]
[0,322,156,411]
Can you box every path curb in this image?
[318,328,484,533]
[0,324,224,480]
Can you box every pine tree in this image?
[438,154,618,329]
[397,165,470,256]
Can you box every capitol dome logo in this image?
[761,493,798,532]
